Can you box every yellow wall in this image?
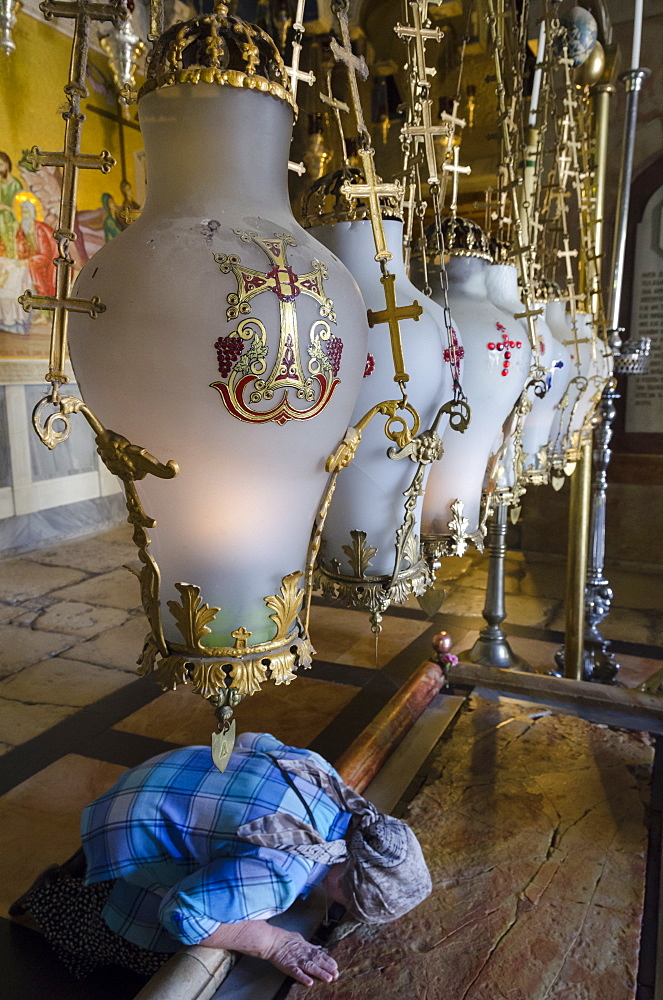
[0,9,144,358]
[0,9,144,211]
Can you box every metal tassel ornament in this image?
[99,11,146,104]
[0,0,21,55]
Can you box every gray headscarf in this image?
[236,754,432,924]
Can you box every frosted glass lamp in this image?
[422,219,531,556]
[67,6,369,749]
[302,172,455,628]
[548,307,612,473]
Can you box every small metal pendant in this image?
[551,472,566,492]
[510,506,522,526]
[212,720,236,772]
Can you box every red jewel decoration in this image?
[363,353,375,378]
[487,326,523,376]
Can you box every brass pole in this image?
[592,84,614,278]
[563,436,592,680]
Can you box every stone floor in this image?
[0,522,662,1000]
[288,696,654,1000]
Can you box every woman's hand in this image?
[198,919,339,986]
[263,926,339,986]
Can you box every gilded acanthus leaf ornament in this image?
[167,583,221,652]
[448,499,471,558]
[267,650,298,686]
[154,653,191,691]
[190,661,233,701]
[230,657,269,697]
[264,571,305,642]
[342,530,378,578]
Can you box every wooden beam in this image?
[447,661,663,732]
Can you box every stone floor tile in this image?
[0,697,76,746]
[0,657,135,707]
[63,616,149,672]
[50,567,141,611]
[459,567,521,595]
[548,606,654,646]
[0,755,126,918]
[616,653,663,690]
[433,552,480,583]
[607,569,663,612]
[287,698,651,1000]
[440,589,560,628]
[26,528,138,576]
[115,675,361,749]
[30,601,129,639]
[0,562,87,604]
[309,606,385,663]
[519,561,569,600]
[334,617,430,669]
[0,604,19,625]
[0,625,76,679]
[435,586,488,619]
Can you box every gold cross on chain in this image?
[20,0,125,384]
[367,274,423,385]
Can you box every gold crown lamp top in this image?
[488,237,512,265]
[301,167,403,229]
[139,2,296,112]
[441,217,492,261]
[533,278,564,303]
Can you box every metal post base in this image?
[552,644,620,684]
[465,630,529,670]
[461,500,531,672]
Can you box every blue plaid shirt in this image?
[81,733,352,952]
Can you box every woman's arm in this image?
[198,919,339,987]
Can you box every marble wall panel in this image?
[25,383,98,482]
[0,387,10,488]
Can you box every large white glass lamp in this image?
[67,5,369,761]
[549,308,611,474]
[302,170,456,629]
[422,218,531,556]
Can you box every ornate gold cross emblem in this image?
[211,230,342,425]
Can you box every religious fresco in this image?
[0,8,145,361]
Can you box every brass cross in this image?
[401,98,450,186]
[283,0,315,105]
[340,151,401,262]
[442,143,471,213]
[394,2,442,90]
[320,69,351,166]
[329,0,370,141]
[366,273,423,385]
[21,0,125,384]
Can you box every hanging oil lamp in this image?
[422,218,531,555]
[302,168,454,629]
[67,4,369,764]
[517,280,572,485]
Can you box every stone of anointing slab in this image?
[287,696,652,1000]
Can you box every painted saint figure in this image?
[10,733,432,985]
[15,192,57,297]
[0,151,21,258]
